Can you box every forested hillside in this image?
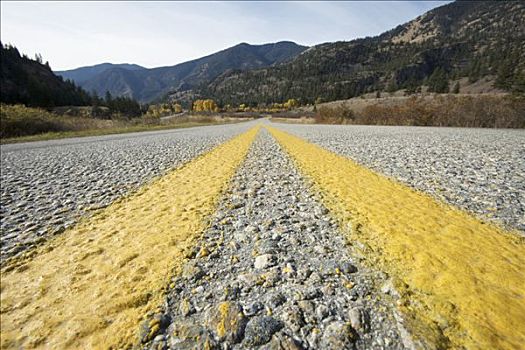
[197,1,525,106]
[1,43,142,116]
[1,43,93,107]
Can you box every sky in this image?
[1,1,451,71]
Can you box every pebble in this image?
[254,254,276,269]
[244,316,284,346]
[320,321,355,349]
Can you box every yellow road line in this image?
[0,127,259,349]
[268,126,525,350]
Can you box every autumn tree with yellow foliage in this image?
[193,99,219,112]
[145,101,183,119]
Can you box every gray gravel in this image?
[0,122,256,262]
[274,123,525,233]
[141,129,409,350]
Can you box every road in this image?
[1,121,524,349]
[0,122,256,262]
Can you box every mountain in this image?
[1,43,92,107]
[197,1,525,106]
[57,41,308,103]
[55,63,145,84]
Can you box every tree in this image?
[468,57,482,83]
[34,53,43,64]
[495,60,514,90]
[283,98,299,109]
[427,68,449,93]
[386,80,398,94]
[105,91,113,104]
[452,81,460,94]
[193,99,218,112]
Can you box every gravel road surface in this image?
[1,122,523,349]
[0,122,255,262]
[275,124,525,232]
[142,129,408,350]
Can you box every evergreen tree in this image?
[495,60,514,90]
[428,68,450,93]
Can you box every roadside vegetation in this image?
[314,95,525,128]
[0,104,246,143]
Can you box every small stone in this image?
[229,240,240,250]
[314,245,328,254]
[282,263,296,274]
[245,224,259,234]
[224,286,241,301]
[206,301,247,343]
[315,304,330,321]
[385,337,392,346]
[307,328,321,349]
[381,279,396,296]
[260,332,304,350]
[244,301,264,316]
[193,285,204,294]
[237,273,257,288]
[267,292,286,309]
[153,334,165,343]
[303,287,322,300]
[320,321,355,348]
[262,269,281,287]
[308,272,322,283]
[349,308,370,332]
[282,306,305,332]
[254,254,276,269]
[179,298,194,316]
[297,300,315,316]
[182,262,205,281]
[198,246,210,257]
[244,316,284,346]
[340,262,358,274]
[170,322,217,349]
[321,284,335,296]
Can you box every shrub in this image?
[314,95,525,128]
[316,105,355,124]
[0,104,112,138]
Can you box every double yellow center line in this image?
[2,125,523,349]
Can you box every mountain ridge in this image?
[196,0,525,105]
[56,63,146,84]
[57,41,308,103]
